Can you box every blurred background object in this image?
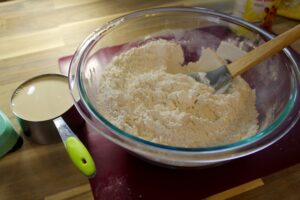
[277,0,300,20]
[233,0,282,31]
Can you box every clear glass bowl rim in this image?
[69,7,300,154]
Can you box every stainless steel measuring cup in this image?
[11,74,96,177]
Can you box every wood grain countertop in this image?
[0,0,299,199]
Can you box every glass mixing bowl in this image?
[69,7,300,167]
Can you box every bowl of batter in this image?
[68,7,300,167]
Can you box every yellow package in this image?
[277,0,300,20]
[233,0,282,22]
[232,0,281,34]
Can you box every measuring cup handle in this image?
[53,117,96,177]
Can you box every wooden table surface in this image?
[0,0,299,199]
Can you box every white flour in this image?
[97,40,258,147]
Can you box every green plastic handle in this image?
[65,137,96,177]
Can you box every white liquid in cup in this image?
[11,75,74,121]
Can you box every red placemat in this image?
[59,28,300,200]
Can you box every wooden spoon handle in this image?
[228,24,300,77]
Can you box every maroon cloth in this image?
[58,34,300,200]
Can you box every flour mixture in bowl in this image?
[97,40,258,147]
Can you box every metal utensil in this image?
[11,74,96,177]
[189,24,300,89]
